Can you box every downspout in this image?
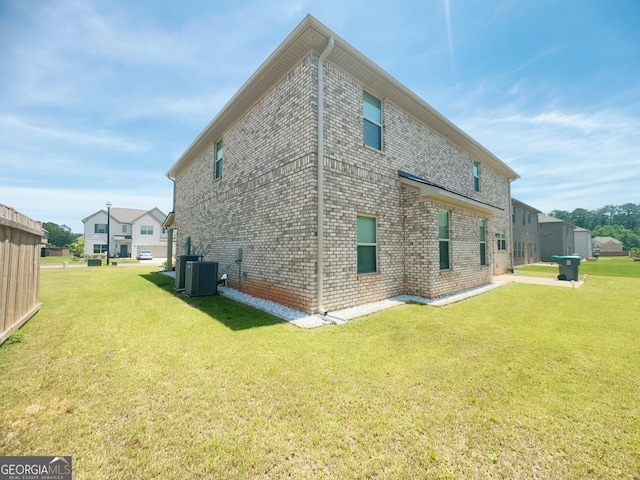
[166,174,176,272]
[316,36,334,314]
[508,179,515,273]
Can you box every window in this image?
[512,206,516,224]
[363,91,382,150]
[122,225,127,233]
[94,223,107,234]
[497,229,506,251]
[141,225,153,235]
[522,208,526,225]
[528,212,532,224]
[93,244,107,253]
[473,162,480,192]
[439,209,450,270]
[215,139,223,179]
[479,219,487,266]
[357,215,377,274]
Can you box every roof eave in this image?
[167,14,519,182]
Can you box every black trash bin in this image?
[552,255,581,281]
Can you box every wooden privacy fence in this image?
[0,204,43,345]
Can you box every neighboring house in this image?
[166,15,519,314]
[539,215,575,262]
[592,236,624,253]
[573,227,593,259]
[82,207,173,259]
[511,199,541,266]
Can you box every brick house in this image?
[82,207,171,259]
[592,236,624,254]
[511,198,541,266]
[538,214,575,261]
[167,15,518,314]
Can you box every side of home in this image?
[538,214,575,261]
[168,15,518,314]
[511,199,541,266]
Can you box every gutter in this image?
[316,36,334,315]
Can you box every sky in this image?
[1,0,639,233]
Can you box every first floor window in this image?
[215,139,223,179]
[141,225,153,235]
[93,244,107,253]
[357,215,377,274]
[94,223,107,234]
[497,229,506,251]
[479,219,487,266]
[439,209,450,270]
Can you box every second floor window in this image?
[141,225,153,235]
[363,91,382,150]
[122,225,127,233]
[473,161,480,192]
[215,139,223,179]
[94,223,107,234]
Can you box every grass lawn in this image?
[40,256,141,266]
[1,263,639,479]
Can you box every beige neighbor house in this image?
[166,15,519,314]
[82,207,173,259]
[573,227,593,259]
[592,236,624,254]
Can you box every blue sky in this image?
[1,0,639,233]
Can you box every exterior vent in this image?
[184,261,218,297]
[175,255,203,291]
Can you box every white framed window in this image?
[473,161,480,192]
[94,223,107,234]
[93,244,108,253]
[141,225,153,235]
[357,215,377,274]
[215,139,223,179]
[363,91,382,150]
[122,225,127,233]
[479,219,487,266]
[439,209,450,270]
[497,229,506,251]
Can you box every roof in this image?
[398,170,503,215]
[82,207,166,224]
[512,198,542,214]
[592,236,623,245]
[167,14,519,182]
[573,227,591,233]
[538,214,573,225]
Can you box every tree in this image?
[548,210,571,222]
[42,222,80,247]
[70,237,85,257]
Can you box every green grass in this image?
[1,266,639,479]
[40,256,141,266]
[516,256,640,279]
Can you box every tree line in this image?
[548,203,640,250]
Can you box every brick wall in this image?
[174,54,514,313]
[174,54,319,312]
